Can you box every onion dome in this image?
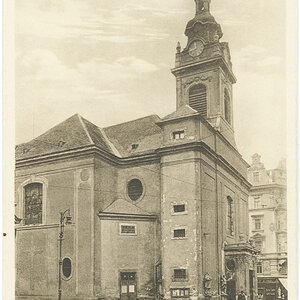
[185,0,223,44]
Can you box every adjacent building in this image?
[248,154,287,300]
[15,1,258,299]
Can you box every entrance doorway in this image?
[249,270,254,300]
[227,279,236,300]
[120,272,137,300]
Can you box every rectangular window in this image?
[254,200,260,209]
[257,262,263,274]
[173,269,187,281]
[253,172,260,183]
[173,131,185,140]
[252,216,263,231]
[255,219,262,230]
[255,241,263,251]
[227,196,234,236]
[171,288,190,298]
[173,204,185,213]
[253,196,261,209]
[120,224,137,235]
[173,229,186,238]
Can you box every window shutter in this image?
[189,84,207,116]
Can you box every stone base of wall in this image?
[16,296,99,300]
[16,297,155,300]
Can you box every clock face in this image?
[188,40,204,57]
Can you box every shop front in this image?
[257,277,287,300]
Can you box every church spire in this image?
[195,0,211,14]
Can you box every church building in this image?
[15,1,258,299]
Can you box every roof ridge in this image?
[17,113,84,146]
[77,114,94,145]
[99,127,121,157]
[104,114,160,130]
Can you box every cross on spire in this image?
[195,0,211,14]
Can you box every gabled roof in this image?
[160,105,199,122]
[16,113,164,161]
[103,115,162,157]
[16,114,114,160]
[102,199,152,215]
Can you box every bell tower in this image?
[172,0,237,146]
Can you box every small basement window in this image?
[171,288,190,298]
[173,228,186,238]
[173,204,186,213]
[120,224,137,235]
[173,269,187,281]
[173,130,185,140]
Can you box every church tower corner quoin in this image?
[14,1,259,300]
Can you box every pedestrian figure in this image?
[237,290,246,300]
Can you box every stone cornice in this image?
[15,137,250,192]
[15,223,76,231]
[15,145,160,169]
[157,112,249,169]
[171,55,236,83]
[250,183,286,190]
[224,242,259,255]
[98,212,157,221]
[16,139,251,190]
[156,141,251,189]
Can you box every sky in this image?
[15,0,287,169]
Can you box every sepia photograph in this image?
[3,0,297,299]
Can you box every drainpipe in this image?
[214,131,220,295]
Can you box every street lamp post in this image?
[58,208,72,300]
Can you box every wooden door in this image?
[120,272,137,300]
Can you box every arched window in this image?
[227,196,234,236]
[24,183,43,225]
[189,84,207,116]
[224,89,231,124]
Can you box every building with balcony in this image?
[248,154,287,300]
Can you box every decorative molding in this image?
[98,212,157,221]
[17,176,49,226]
[184,76,212,88]
[80,168,90,182]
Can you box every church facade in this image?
[15,1,258,300]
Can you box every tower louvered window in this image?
[189,84,207,116]
[224,89,231,124]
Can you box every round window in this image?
[226,259,236,271]
[127,179,143,201]
[62,257,72,279]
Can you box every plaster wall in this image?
[98,219,156,299]
[15,158,95,298]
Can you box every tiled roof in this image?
[16,114,114,160]
[103,115,162,157]
[160,105,199,122]
[16,114,163,161]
